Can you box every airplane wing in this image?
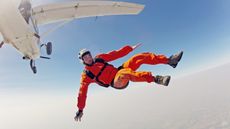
[32,1,145,25]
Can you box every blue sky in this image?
[0,0,230,91]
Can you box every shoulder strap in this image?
[84,70,95,79]
[84,58,107,80]
[94,58,106,64]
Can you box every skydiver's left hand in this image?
[74,110,83,122]
[132,43,142,50]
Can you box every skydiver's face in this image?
[82,54,93,65]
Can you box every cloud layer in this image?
[1,63,230,129]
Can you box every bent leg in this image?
[123,52,169,71]
[112,68,154,89]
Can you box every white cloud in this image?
[1,63,230,129]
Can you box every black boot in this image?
[168,51,183,68]
[155,75,171,86]
[0,41,4,48]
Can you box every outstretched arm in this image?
[97,43,141,62]
[75,72,93,122]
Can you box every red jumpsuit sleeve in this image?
[96,45,133,62]
[77,72,93,110]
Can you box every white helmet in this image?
[78,49,91,60]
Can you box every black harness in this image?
[84,58,112,87]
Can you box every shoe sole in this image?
[164,76,171,86]
[177,51,183,62]
[172,51,183,68]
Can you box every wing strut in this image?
[41,19,73,38]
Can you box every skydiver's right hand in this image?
[74,110,83,122]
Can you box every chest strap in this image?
[84,58,111,87]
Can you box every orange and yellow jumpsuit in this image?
[77,45,169,110]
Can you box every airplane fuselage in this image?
[0,0,144,74]
[0,0,40,60]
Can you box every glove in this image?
[132,43,142,50]
[74,110,83,122]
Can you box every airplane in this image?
[0,0,145,74]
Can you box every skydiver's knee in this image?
[111,76,130,90]
[111,81,129,90]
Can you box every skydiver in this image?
[74,43,183,122]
